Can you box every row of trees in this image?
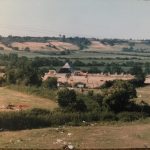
[2,54,145,87]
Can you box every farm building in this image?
[58,62,72,73]
[42,63,135,89]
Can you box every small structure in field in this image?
[42,62,135,89]
[74,82,86,88]
[58,62,72,73]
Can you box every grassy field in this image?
[136,85,150,105]
[0,86,150,149]
[0,122,150,149]
[0,87,58,111]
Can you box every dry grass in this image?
[11,41,79,51]
[50,41,79,50]
[88,41,128,52]
[56,73,134,88]
[0,122,150,149]
[11,42,53,51]
[0,87,58,111]
[0,43,12,51]
[136,85,150,105]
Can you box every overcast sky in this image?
[0,0,150,39]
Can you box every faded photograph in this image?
[0,0,150,149]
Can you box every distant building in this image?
[58,62,72,73]
[74,82,86,88]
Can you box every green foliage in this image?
[5,56,42,86]
[57,89,77,108]
[43,77,57,89]
[102,80,136,112]
[144,62,150,75]
[130,65,145,87]
[0,108,148,131]
[100,80,115,89]
[57,89,89,112]
[77,94,99,112]
[8,85,57,100]
[104,64,123,74]
[57,80,137,113]
[88,67,101,73]
[0,109,116,131]
[75,99,87,112]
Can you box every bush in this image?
[102,80,137,112]
[0,110,51,130]
[43,77,57,89]
[0,108,149,131]
[57,89,77,108]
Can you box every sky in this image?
[0,0,150,39]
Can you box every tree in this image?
[104,65,111,73]
[43,77,57,89]
[111,64,123,74]
[57,89,76,108]
[102,80,136,112]
[88,67,101,73]
[130,65,145,87]
[75,99,87,112]
[144,63,150,75]
[6,69,16,84]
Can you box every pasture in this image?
[0,122,150,149]
[0,87,58,111]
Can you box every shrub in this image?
[102,80,137,112]
[43,77,57,89]
[57,89,77,108]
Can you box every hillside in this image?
[0,87,57,111]
[1,36,150,54]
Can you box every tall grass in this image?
[0,108,148,131]
[7,85,57,101]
